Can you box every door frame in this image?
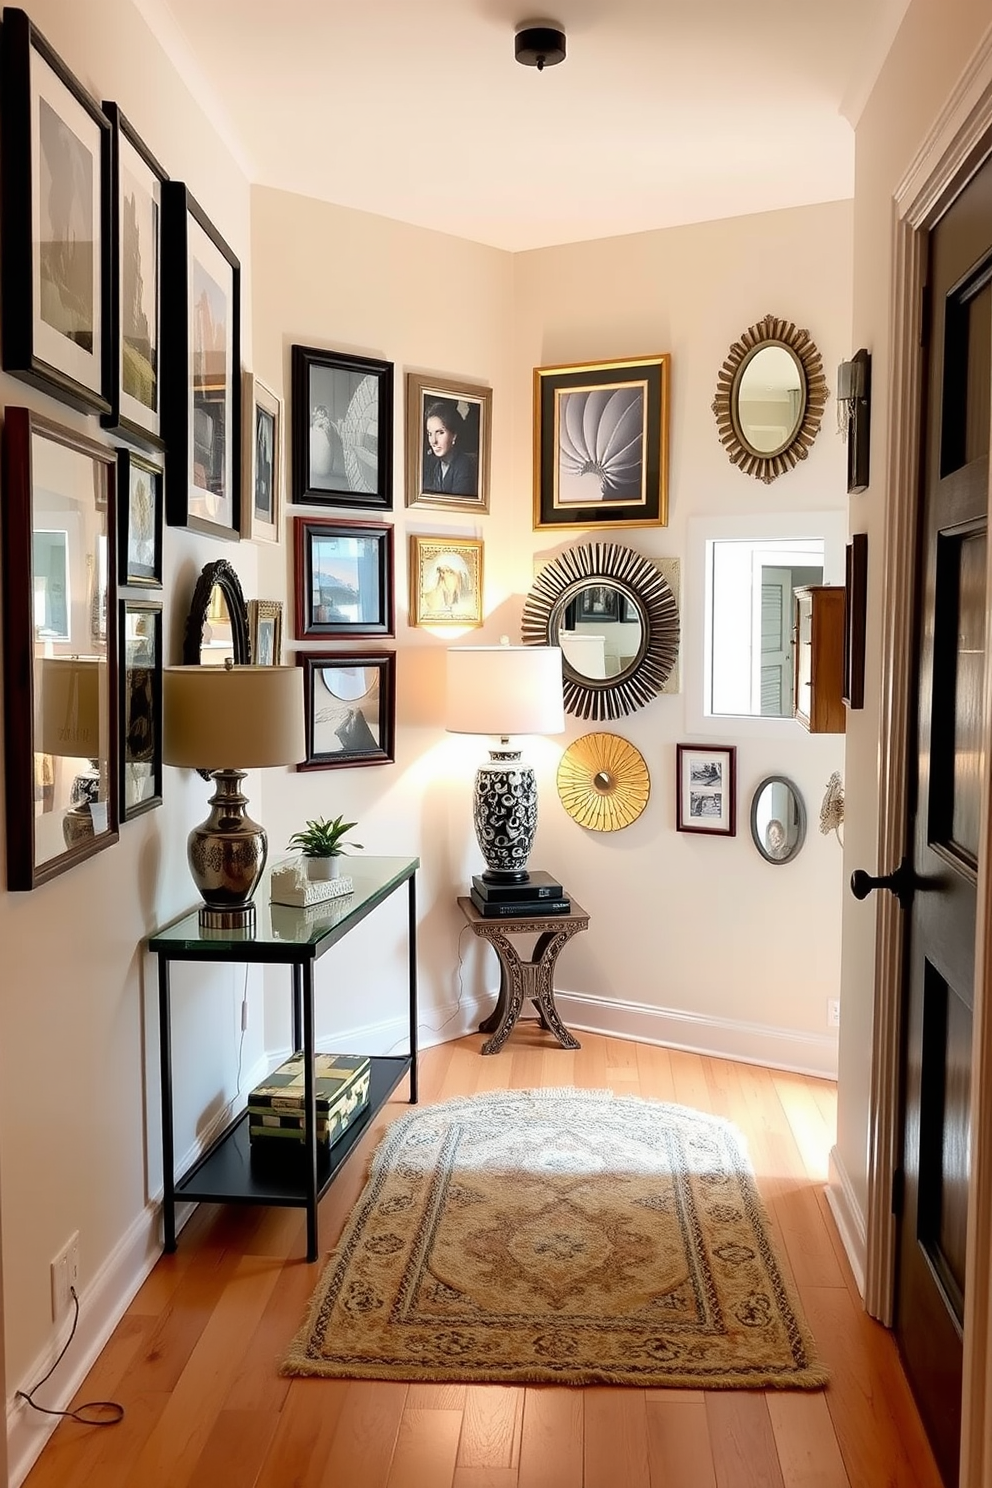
[866,35,992,1487]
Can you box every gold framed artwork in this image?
[556,733,650,831]
[248,599,283,666]
[405,372,491,514]
[409,535,483,627]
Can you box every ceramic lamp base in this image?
[474,748,537,885]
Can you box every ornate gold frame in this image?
[712,314,828,484]
[556,732,650,831]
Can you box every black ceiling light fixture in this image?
[514,23,566,71]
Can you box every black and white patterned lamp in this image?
[446,641,564,885]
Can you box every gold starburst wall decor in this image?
[556,732,649,832]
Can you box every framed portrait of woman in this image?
[405,372,491,514]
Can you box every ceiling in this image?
[134,0,910,253]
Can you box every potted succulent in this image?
[287,814,363,880]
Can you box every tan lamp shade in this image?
[38,657,104,758]
[446,645,564,737]
[163,665,305,770]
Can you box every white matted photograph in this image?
[676,743,736,836]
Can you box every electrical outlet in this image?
[50,1231,79,1321]
[828,998,841,1029]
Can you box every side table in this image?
[457,895,588,1055]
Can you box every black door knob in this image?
[850,855,916,910]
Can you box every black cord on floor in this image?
[16,1288,124,1427]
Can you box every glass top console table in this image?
[148,855,419,1262]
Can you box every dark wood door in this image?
[896,154,992,1487]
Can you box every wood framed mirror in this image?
[712,314,828,484]
[182,558,251,666]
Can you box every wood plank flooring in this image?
[21,1030,945,1488]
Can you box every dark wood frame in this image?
[291,343,393,510]
[297,650,396,770]
[181,558,251,664]
[844,348,872,495]
[405,370,492,513]
[162,181,241,540]
[675,743,737,837]
[117,447,163,588]
[844,533,868,709]
[119,598,163,819]
[295,515,394,639]
[0,8,112,415]
[2,408,119,888]
[101,103,168,449]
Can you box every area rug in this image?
[282,1088,827,1389]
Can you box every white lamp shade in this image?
[446,645,564,736]
[163,665,306,769]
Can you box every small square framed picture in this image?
[117,448,163,587]
[241,373,283,543]
[405,372,491,513]
[248,599,283,666]
[297,651,395,770]
[410,534,483,627]
[295,515,394,638]
[676,744,736,836]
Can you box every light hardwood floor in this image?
[22,1029,945,1488]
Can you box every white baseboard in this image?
[825,1144,867,1297]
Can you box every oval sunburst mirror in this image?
[712,314,828,484]
[557,733,650,832]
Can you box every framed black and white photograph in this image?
[162,181,240,539]
[405,371,491,513]
[295,515,394,639]
[291,343,393,510]
[0,8,111,415]
[119,599,162,819]
[101,104,166,449]
[297,651,396,770]
[534,354,670,531]
[248,599,283,666]
[576,584,620,622]
[676,744,736,836]
[241,372,283,544]
[117,448,163,588]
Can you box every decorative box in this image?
[248,1052,371,1150]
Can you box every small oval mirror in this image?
[555,581,644,681]
[750,775,806,865]
[712,314,827,484]
[735,344,805,456]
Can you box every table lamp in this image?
[446,641,564,884]
[163,661,305,930]
[38,656,108,845]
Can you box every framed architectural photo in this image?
[117,448,163,588]
[241,372,282,544]
[295,515,394,638]
[247,599,283,666]
[676,744,737,836]
[101,104,166,449]
[119,599,162,819]
[161,182,240,539]
[297,651,395,770]
[409,534,483,627]
[0,8,111,415]
[405,371,491,513]
[533,353,670,531]
[292,344,393,509]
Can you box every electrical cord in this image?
[236,963,249,1093]
[386,925,473,1054]
[16,1288,124,1426]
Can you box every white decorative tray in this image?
[270,860,354,907]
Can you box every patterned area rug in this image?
[282,1088,828,1388]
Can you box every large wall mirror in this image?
[182,558,251,666]
[712,314,827,484]
[522,542,679,719]
[2,409,119,889]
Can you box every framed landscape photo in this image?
[161,182,240,540]
[405,371,491,514]
[101,104,166,449]
[0,8,111,415]
[410,534,483,628]
[295,515,394,638]
[247,599,283,666]
[297,651,396,770]
[676,744,736,837]
[241,372,282,544]
[292,344,393,510]
[119,599,162,819]
[533,353,670,531]
[117,448,163,587]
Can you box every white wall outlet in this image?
[828,998,841,1029]
[50,1230,79,1321]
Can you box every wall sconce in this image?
[837,348,871,495]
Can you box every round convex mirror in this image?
[735,344,805,455]
[556,582,644,681]
[750,775,807,865]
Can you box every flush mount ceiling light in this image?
[514,24,566,70]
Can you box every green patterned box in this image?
[248,1052,371,1149]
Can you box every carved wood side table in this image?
[457,896,589,1055]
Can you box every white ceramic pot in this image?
[307,856,340,881]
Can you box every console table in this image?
[149,856,419,1262]
[457,895,587,1054]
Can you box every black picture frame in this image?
[675,744,737,837]
[297,650,396,770]
[119,599,162,819]
[843,533,868,710]
[0,7,112,415]
[292,344,393,510]
[161,181,241,540]
[295,515,394,639]
[117,448,163,588]
[576,584,620,622]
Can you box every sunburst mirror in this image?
[712,314,828,484]
[557,733,650,832]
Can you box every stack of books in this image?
[470,870,570,918]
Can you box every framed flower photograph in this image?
[295,515,394,638]
[533,353,671,531]
[410,534,483,628]
[248,599,283,666]
[117,448,163,588]
[241,372,282,544]
[162,182,241,540]
[405,371,491,513]
[119,599,162,819]
[297,651,395,770]
[291,344,393,510]
[0,8,112,415]
[676,744,737,836]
